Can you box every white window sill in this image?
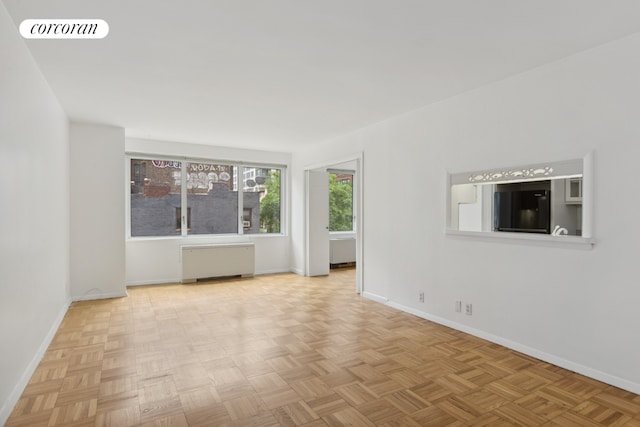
[445,229,595,250]
[329,231,356,239]
[127,233,287,242]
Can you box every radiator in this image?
[330,238,356,264]
[181,243,255,283]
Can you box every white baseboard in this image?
[362,291,388,304]
[0,298,71,426]
[72,291,128,301]
[384,300,640,395]
[290,267,305,276]
[126,278,181,287]
[127,269,294,287]
[254,268,291,276]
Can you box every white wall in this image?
[0,2,70,423]
[70,123,126,300]
[125,138,291,284]
[292,34,640,393]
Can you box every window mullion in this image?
[181,160,188,237]
[238,165,244,235]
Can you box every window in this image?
[130,159,182,237]
[245,168,281,234]
[129,157,283,237]
[187,162,237,235]
[329,173,353,232]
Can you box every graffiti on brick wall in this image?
[186,165,231,190]
[150,161,233,190]
[187,171,231,190]
[152,160,181,169]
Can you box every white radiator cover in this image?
[181,243,255,283]
[330,238,356,264]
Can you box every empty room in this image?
[2,1,640,425]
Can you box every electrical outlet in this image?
[465,303,473,315]
[455,301,462,312]
[419,292,424,303]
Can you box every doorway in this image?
[305,154,363,294]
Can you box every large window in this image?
[129,157,283,237]
[329,172,353,232]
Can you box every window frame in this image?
[126,153,286,239]
[328,170,355,233]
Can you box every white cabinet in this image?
[565,177,582,204]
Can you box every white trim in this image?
[385,300,640,395]
[0,298,71,427]
[180,160,187,236]
[125,151,287,170]
[329,231,356,238]
[326,168,356,175]
[445,229,594,249]
[127,279,180,287]
[582,150,594,238]
[304,152,364,172]
[290,267,305,276]
[362,291,388,304]
[255,268,291,276]
[127,233,286,242]
[72,291,128,301]
[126,269,292,287]
[449,158,583,186]
[124,157,131,238]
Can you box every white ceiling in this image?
[4,1,640,152]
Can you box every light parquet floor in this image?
[7,268,640,426]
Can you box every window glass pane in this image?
[329,173,353,232]
[187,162,238,235]
[244,168,281,234]
[130,159,182,237]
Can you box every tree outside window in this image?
[259,170,281,233]
[329,173,353,232]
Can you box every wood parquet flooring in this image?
[6,268,640,426]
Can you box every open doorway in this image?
[305,154,363,294]
[327,167,356,270]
